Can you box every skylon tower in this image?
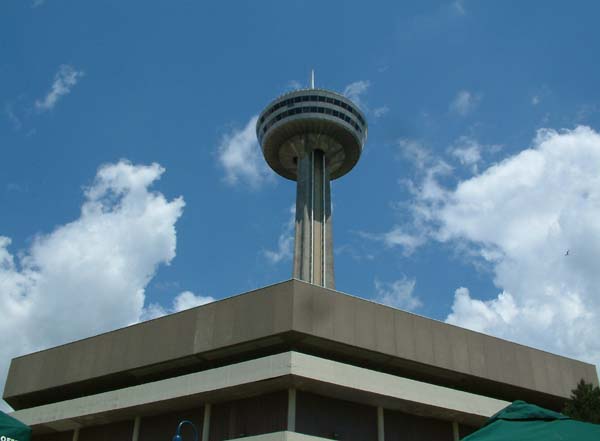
[256,76,367,288]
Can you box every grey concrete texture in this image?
[4,280,598,410]
[293,149,335,289]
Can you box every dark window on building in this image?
[79,420,134,441]
[309,95,317,101]
[333,99,341,106]
[384,409,453,441]
[327,98,334,104]
[302,96,309,102]
[332,110,339,117]
[317,108,324,113]
[139,406,204,441]
[318,96,326,102]
[209,391,287,441]
[296,391,377,441]
[294,97,302,103]
[32,431,73,441]
[310,107,317,112]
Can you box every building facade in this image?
[5,280,598,441]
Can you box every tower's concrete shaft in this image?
[294,148,334,288]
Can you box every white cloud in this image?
[407,126,600,366]
[531,95,541,106]
[373,106,390,118]
[343,80,370,109]
[173,290,214,311]
[452,0,466,15]
[264,205,295,264]
[32,0,45,8]
[365,227,425,256]
[143,290,214,319]
[450,136,482,168]
[35,64,83,111]
[0,160,186,409]
[4,103,22,131]
[217,115,271,188]
[287,80,303,91]
[450,90,480,116]
[397,138,432,170]
[374,277,422,311]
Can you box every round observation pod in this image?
[256,88,368,181]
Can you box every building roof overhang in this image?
[4,279,598,411]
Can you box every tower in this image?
[256,79,367,289]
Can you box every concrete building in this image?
[4,85,599,441]
[4,280,599,441]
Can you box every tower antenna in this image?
[310,69,315,89]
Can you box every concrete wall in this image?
[5,280,597,410]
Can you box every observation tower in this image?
[256,75,367,288]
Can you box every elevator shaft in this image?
[293,148,335,289]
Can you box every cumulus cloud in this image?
[4,103,22,131]
[452,0,466,15]
[450,136,482,169]
[143,290,214,320]
[402,126,600,366]
[0,160,187,409]
[35,64,84,111]
[373,106,390,118]
[450,90,480,116]
[374,277,422,311]
[343,80,370,109]
[264,205,295,264]
[397,138,433,170]
[217,115,271,188]
[359,227,425,256]
[287,80,303,91]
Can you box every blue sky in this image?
[2,0,600,406]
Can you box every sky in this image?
[2,0,600,409]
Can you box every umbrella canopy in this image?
[463,400,600,441]
[0,411,31,441]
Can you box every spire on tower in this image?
[310,69,315,89]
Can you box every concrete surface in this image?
[10,352,509,431]
[4,280,597,410]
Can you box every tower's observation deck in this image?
[257,87,367,289]
[257,88,367,180]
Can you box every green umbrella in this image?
[463,400,600,441]
[0,411,31,441]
